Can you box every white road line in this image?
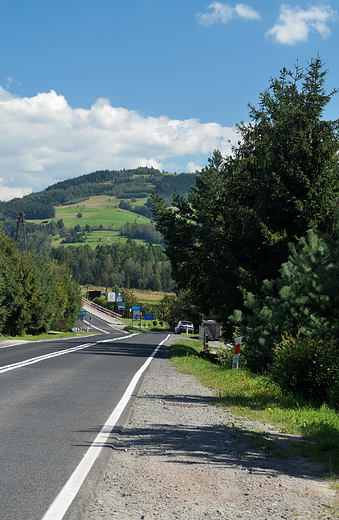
[0,334,135,375]
[83,320,109,334]
[41,334,171,520]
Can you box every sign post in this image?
[107,292,125,303]
[232,337,242,370]
[131,306,142,330]
[144,313,154,326]
[199,325,207,349]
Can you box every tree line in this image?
[0,223,82,336]
[0,167,198,221]
[50,241,173,292]
[152,57,339,403]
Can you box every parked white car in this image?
[174,320,194,334]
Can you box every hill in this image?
[0,167,198,251]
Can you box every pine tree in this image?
[152,58,339,322]
[229,228,339,371]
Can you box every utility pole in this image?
[15,211,27,248]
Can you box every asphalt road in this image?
[0,314,171,520]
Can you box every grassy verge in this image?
[169,339,339,481]
[121,317,171,332]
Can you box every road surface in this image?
[0,314,170,520]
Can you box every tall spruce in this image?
[152,58,339,321]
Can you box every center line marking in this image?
[0,334,135,375]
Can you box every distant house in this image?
[87,290,101,300]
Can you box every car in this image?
[174,320,194,334]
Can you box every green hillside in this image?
[0,167,197,252]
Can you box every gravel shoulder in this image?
[84,343,338,520]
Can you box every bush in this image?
[153,320,158,326]
[215,347,234,368]
[271,332,339,407]
[229,229,339,373]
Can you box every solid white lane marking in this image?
[41,334,171,520]
[0,334,135,375]
[83,320,109,334]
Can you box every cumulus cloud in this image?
[0,87,238,201]
[266,4,337,45]
[197,2,260,26]
[186,161,203,173]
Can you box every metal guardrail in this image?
[82,297,123,321]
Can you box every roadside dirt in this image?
[84,353,337,520]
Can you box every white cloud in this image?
[6,77,21,90]
[0,87,238,201]
[266,4,337,45]
[186,161,203,173]
[234,3,261,20]
[0,185,32,201]
[197,2,260,26]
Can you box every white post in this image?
[232,337,242,369]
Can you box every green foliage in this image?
[229,229,339,372]
[0,222,82,336]
[50,242,173,291]
[271,333,339,408]
[118,221,163,244]
[158,289,201,330]
[152,58,339,325]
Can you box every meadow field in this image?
[54,195,151,228]
[29,195,154,247]
[51,230,146,248]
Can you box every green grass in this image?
[28,195,153,248]
[51,230,147,248]
[131,289,168,305]
[55,207,150,228]
[169,339,339,480]
[53,195,151,229]
[121,317,171,332]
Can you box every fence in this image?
[82,297,123,321]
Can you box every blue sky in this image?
[1,1,338,200]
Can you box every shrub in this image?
[153,320,158,326]
[215,347,234,368]
[271,332,339,407]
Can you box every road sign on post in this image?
[132,310,141,321]
[232,337,242,369]
[131,306,142,329]
[107,292,124,302]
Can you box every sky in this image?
[1,1,339,201]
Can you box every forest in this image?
[50,241,173,292]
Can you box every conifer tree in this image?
[152,58,339,321]
[230,228,339,371]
